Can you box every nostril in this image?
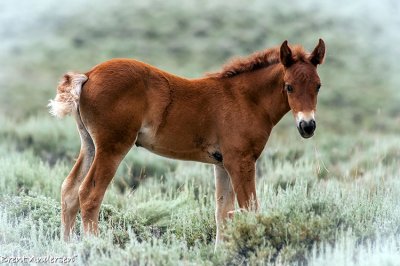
[300,120,316,135]
[299,121,305,131]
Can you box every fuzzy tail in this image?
[48,72,88,118]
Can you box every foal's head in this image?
[280,39,326,138]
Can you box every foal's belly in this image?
[135,126,222,164]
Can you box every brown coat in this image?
[49,39,326,244]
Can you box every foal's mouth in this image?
[297,127,315,139]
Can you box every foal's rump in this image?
[49,59,145,118]
[49,59,158,154]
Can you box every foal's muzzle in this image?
[297,119,316,138]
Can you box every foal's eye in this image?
[285,84,294,93]
[316,84,321,92]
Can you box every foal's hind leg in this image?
[61,115,95,240]
[214,165,235,246]
[78,134,136,236]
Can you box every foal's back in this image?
[80,58,223,163]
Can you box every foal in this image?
[49,39,325,244]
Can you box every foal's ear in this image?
[310,39,326,66]
[280,40,294,67]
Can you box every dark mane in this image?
[207,45,308,78]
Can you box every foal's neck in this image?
[234,64,290,126]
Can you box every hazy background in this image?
[1,0,400,132]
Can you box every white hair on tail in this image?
[48,72,88,118]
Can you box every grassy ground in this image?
[1,124,399,265]
[1,0,400,265]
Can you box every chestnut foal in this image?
[49,39,325,244]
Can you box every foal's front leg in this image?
[214,165,235,246]
[223,156,258,211]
